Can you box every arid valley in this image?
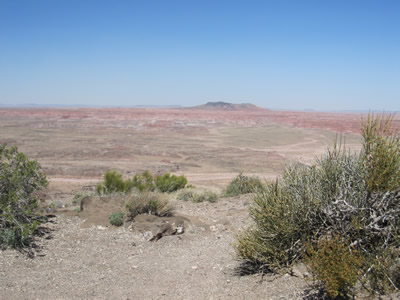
[0,105,398,299]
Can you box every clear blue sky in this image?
[0,0,399,110]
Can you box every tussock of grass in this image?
[177,188,218,203]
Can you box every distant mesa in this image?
[191,101,266,111]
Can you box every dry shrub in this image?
[304,235,363,298]
[125,191,173,220]
[224,173,266,197]
[177,188,218,203]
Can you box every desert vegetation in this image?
[177,188,218,203]
[108,212,124,227]
[0,144,48,248]
[224,173,266,197]
[235,114,400,298]
[125,191,173,220]
[96,170,187,195]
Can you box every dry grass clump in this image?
[177,188,218,203]
[235,114,400,298]
[125,191,174,220]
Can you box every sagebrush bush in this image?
[125,191,173,220]
[177,189,218,203]
[224,173,265,196]
[235,114,400,297]
[0,144,48,248]
[108,212,124,226]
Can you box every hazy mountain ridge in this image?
[191,101,266,111]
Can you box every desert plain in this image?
[1,106,395,299]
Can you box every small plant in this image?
[154,173,187,193]
[224,173,265,196]
[304,235,363,298]
[125,192,173,220]
[109,212,124,226]
[177,189,218,203]
[73,207,81,213]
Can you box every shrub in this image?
[97,170,188,194]
[108,212,124,226]
[0,144,48,248]
[235,114,400,297]
[125,191,173,220]
[304,235,363,298]
[361,114,400,193]
[154,173,187,193]
[131,170,155,192]
[177,189,218,203]
[224,173,265,197]
[96,170,132,195]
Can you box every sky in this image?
[0,0,399,111]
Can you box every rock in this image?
[290,263,310,279]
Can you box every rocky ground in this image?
[0,194,314,300]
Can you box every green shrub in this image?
[0,144,48,248]
[304,235,363,298]
[96,170,132,195]
[155,173,187,193]
[235,114,400,297]
[361,114,400,193]
[177,189,218,203]
[97,170,188,194]
[108,212,124,226]
[224,173,265,196]
[131,170,155,192]
[125,192,173,220]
